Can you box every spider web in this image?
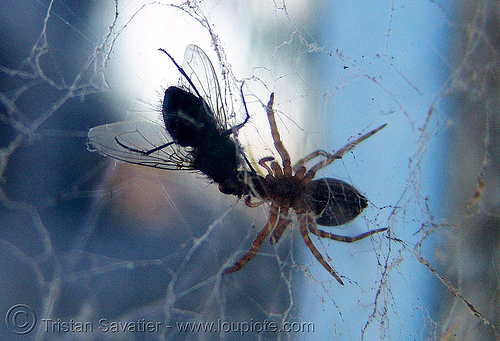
[1,0,499,340]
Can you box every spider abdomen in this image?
[304,178,368,226]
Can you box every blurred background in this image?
[0,0,498,340]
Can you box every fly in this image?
[88,45,255,196]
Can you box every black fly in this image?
[88,45,254,196]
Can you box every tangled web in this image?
[1,0,499,340]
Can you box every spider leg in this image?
[271,161,284,178]
[224,203,279,274]
[265,93,292,176]
[304,123,387,182]
[293,150,335,171]
[308,223,388,242]
[294,165,307,180]
[259,157,275,175]
[298,214,344,285]
[269,207,291,244]
[245,196,265,208]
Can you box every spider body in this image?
[257,169,367,225]
[223,93,388,284]
[305,178,368,226]
[262,175,304,205]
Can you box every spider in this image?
[87,45,387,284]
[223,93,387,285]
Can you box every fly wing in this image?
[88,121,194,170]
[180,45,227,130]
